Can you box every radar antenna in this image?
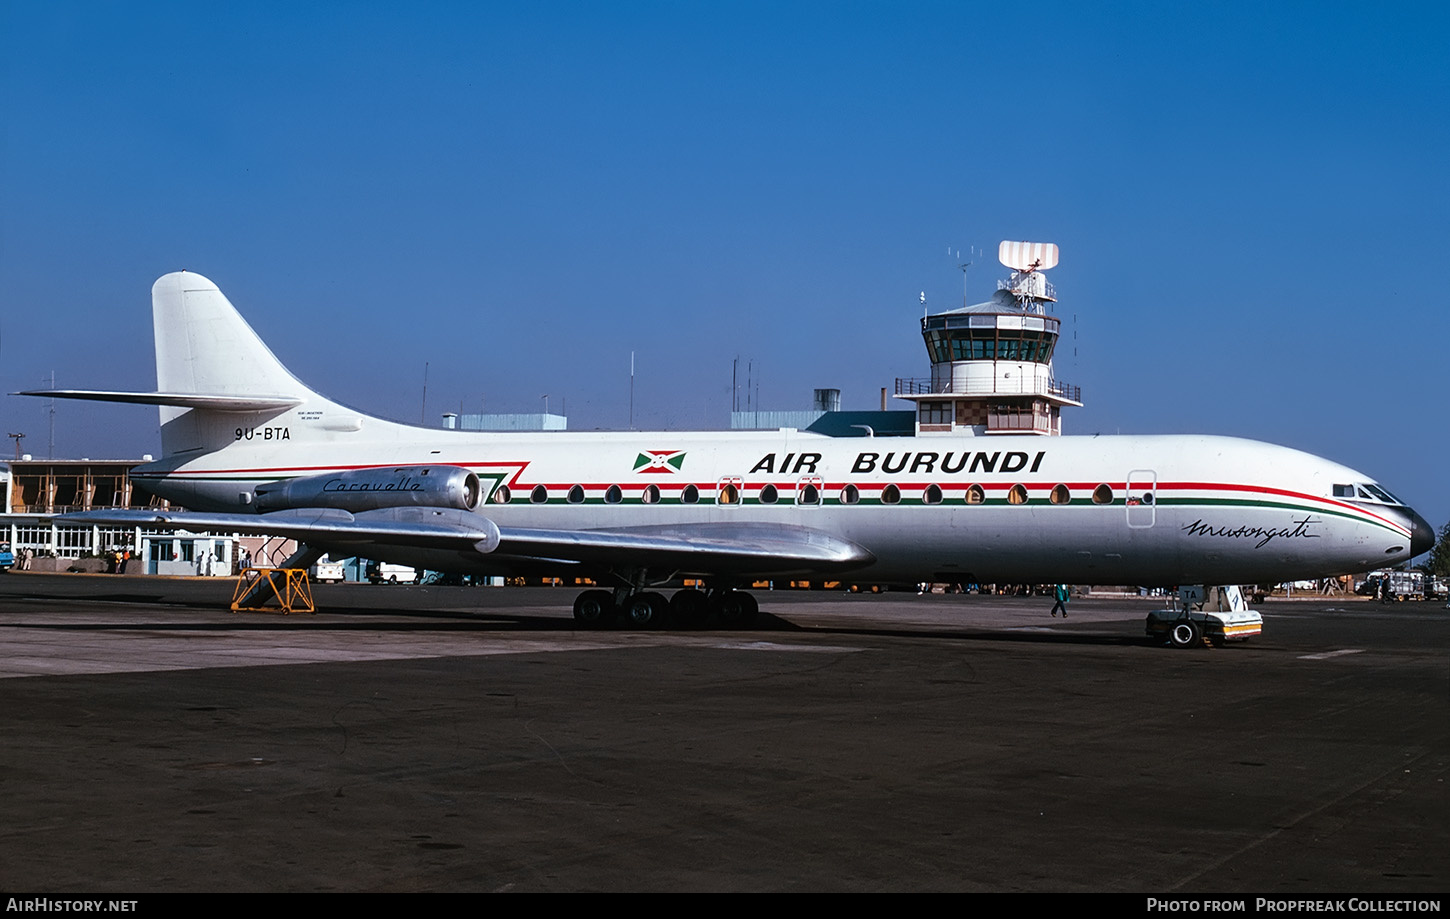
[997,240,1059,312]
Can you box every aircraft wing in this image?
[51,510,873,577]
[55,508,501,552]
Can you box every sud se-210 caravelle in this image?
[26,271,1433,646]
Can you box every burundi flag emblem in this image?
[634,450,686,474]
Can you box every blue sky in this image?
[2,1,1446,529]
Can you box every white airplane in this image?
[24,271,1433,643]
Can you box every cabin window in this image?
[530,484,548,504]
[604,485,622,504]
[840,484,860,505]
[567,485,585,504]
[717,478,742,506]
[681,484,699,504]
[491,485,511,504]
[923,484,943,505]
[966,484,985,505]
[797,478,822,506]
[1007,484,1028,505]
[1050,484,1070,505]
[1092,484,1113,505]
[641,484,660,505]
[758,483,778,505]
[881,484,901,505]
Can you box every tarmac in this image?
[0,572,1444,893]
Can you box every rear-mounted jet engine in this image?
[253,465,482,513]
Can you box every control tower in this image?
[895,240,1081,435]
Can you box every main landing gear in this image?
[572,585,760,630]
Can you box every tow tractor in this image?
[1145,585,1263,648]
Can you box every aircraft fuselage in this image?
[130,426,1424,586]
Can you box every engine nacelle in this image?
[253,465,482,513]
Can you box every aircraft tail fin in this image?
[19,271,397,461]
[152,271,315,403]
[146,271,374,458]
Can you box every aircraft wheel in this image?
[621,591,669,629]
[1168,619,1202,649]
[573,589,615,628]
[715,590,758,628]
[670,589,710,628]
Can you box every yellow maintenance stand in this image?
[231,567,315,614]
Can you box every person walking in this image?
[1050,583,1070,618]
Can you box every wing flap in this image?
[493,522,873,576]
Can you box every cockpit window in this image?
[1362,484,1398,504]
[1350,483,1399,504]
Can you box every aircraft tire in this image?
[573,589,615,628]
[669,589,710,628]
[621,591,669,629]
[714,590,758,628]
[1168,619,1202,649]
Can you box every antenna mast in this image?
[47,371,55,459]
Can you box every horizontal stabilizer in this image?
[15,390,302,412]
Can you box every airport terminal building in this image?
[0,459,285,574]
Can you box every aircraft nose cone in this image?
[1408,508,1435,558]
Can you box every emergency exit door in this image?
[1126,470,1157,528]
